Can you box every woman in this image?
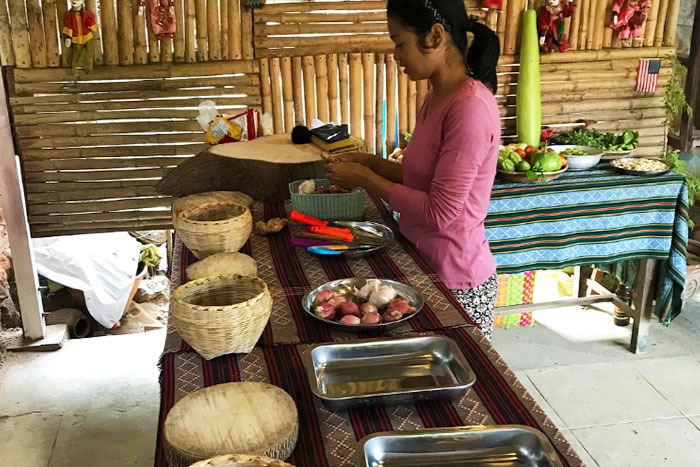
[325,0,501,337]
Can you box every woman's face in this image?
[388,17,442,81]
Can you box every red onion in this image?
[382,310,404,323]
[360,312,381,325]
[327,295,348,310]
[340,301,360,316]
[387,298,415,315]
[314,303,336,320]
[339,315,361,325]
[359,302,378,316]
[314,290,336,306]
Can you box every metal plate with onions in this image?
[302,278,424,333]
[610,157,671,176]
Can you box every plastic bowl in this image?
[548,145,603,171]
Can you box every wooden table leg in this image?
[630,259,658,354]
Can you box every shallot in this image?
[314,290,336,306]
[382,310,403,323]
[327,295,348,310]
[360,312,381,325]
[339,315,361,325]
[340,302,360,316]
[359,302,378,316]
[369,285,397,308]
[386,298,415,315]
[314,303,336,320]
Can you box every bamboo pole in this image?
[230,0,242,59]
[174,0,185,61]
[101,0,118,65]
[7,0,30,67]
[0,0,15,66]
[25,0,47,67]
[349,53,363,138]
[587,0,599,49]
[593,0,608,50]
[339,53,349,125]
[486,7,498,33]
[654,0,670,46]
[328,54,339,124]
[161,37,173,62]
[260,57,273,117]
[42,0,60,67]
[195,0,208,61]
[56,0,69,67]
[644,0,661,47]
[504,0,522,54]
[117,0,134,65]
[270,57,284,133]
[315,55,329,123]
[398,66,408,147]
[241,7,254,59]
[663,0,681,46]
[281,57,294,132]
[386,54,397,153]
[292,56,304,125]
[303,56,316,126]
[375,53,385,157]
[416,80,428,112]
[185,0,196,62]
[578,0,591,49]
[569,0,581,50]
[497,0,508,53]
[146,4,160,62]
[221,0,229,59]
[208,0,221,60]
[133,0,148,64]
[603,3,614,48]
[362,53,375,152]
[85,0,103,65]
[408,79,416,133]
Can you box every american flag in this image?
[636,58,661,93]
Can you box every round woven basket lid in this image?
[189,454,295,467]
[165,382,298,461]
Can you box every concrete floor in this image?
[1,302,699,467]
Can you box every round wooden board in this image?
[165,382,299,467]
[208,134,323,164]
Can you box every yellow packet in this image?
[205,116,242,145]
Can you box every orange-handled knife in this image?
[290,210,328,227]
[309,226,354,242]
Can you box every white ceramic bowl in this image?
[549,145,603,171]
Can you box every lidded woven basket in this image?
[170,274,273,359]
[176,202,253,259]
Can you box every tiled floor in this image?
[1,301,699,466]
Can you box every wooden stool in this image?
[189,454,295,467]
[165,382,299,467]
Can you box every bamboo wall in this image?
[0,0,685,236]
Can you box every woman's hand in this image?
[324,162,374,190]
[328,152,374,168]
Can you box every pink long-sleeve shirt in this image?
[389,79,500,289]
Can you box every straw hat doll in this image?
[62,0,98,76]
[537,0,576,53]
[610,0,651,45]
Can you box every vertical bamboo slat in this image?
[497,0,508,52]
[185,0,196,62]
[241,8,254,59]
[146,5,160,62]
[416,80,428,112]
[654,0,670,47]
[593,0,607,50]
[195,0,208,61]
[408,80,416,133]
[161,38,173,62]
[563,16,571,49]
[349,53,363,139]
[644,0,661,47]
[569,0,581,50]
[386,54,397,153]
[328,54,339,124]
[7,0,30,67]
[221,0,230,59]
[133,0,148,64]
[398,67,408,147]
[0,0,15,66]
[117,0,134,65]
[303,56,317,126]
[292,56,304,125]
[260,57,273,117]
[281,57,294,132]
[86,0,103,65]
[375,53,385,157]
[315,55,329,123]
[230,0,242,59]
[362,53,375,153]
[578,0,590,50]
[25,0,47,67]
[663,0,681,46]
[56,0,69,67]
[587,0,599,49]
[486,8,498,33]
[504,0,521,54]
[338,53,349,125]
[270,57,284,133]
[208,0,221,60]
[101,0,118,65]
[42,0,60,67]
[174,0,185,61]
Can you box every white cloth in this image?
[33,232,142,328]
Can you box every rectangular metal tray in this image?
[302,336,476,410]
[358,425,564,466]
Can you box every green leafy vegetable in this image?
[560,128,638,151]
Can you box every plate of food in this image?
[497,144,567,183]
[547,145,603,171]
[611,157,671,176]
[302,278,424,332]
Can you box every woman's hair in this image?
[386,0,500,93]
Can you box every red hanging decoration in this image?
[538,0,577,53]
[610,0,651,41]
[140,0,177,39]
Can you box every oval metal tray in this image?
[302,278,424,332]
[611,157,671,176]
[308,221,394,259]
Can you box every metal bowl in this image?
[548,145,603,171]
[308,221,394,259]
[611,157,671,176]
[302,278,424,333]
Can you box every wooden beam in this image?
[630,259,658,354]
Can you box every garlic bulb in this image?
[358,279,382,300]
[299,179,315,194]
[369,285,396,308]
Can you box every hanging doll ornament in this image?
[610,0,651,42]
[538,0,576,53]
[139,0,177,39]
[62,0,98,76]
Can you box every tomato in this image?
[559,154,567,166]
[547,148,555,152]
[525,145,537,156]
[515,148,526,157]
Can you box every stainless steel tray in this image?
[611,157,671,176]
[357,425,564,466]
[303,336,475,410]
[302,278,424,333]
[309,221,394,259]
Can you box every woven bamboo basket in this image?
[172,191,254,226]
[189,454,295,467]
[176,202,253,259]
[170,275,273,359]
